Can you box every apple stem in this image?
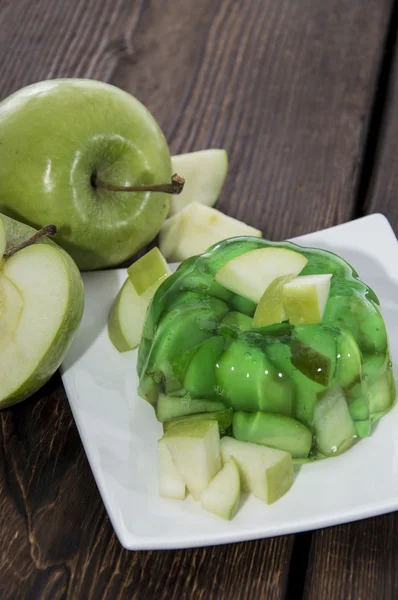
[93,173,185,194]
[4,224,57,259]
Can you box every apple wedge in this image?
[163,419,222,500]
[200,457,241,520]
[252,274,294,327]
[283,274,332,325]
[220,437,293,504]
[169,149,228,216]
[108,248,171,352]
[0,214,84,408]
[215,247,308,304]
[157,438,186,500]
[159,202,261,262]
[313,387,356,456]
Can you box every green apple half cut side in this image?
[215,247,308,304]
[159,202,262,262]
[169,149,228,216]
[0,214,84,408]
[0,79,172,270]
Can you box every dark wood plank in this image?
[0,0,393,598]
[304,516,398,600]
[366,8,398,230]
[303,8,398,600]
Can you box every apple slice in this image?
[215,248,308,304]
[163,419,222,500]
[200,457,241,520]
[283,274,332,325]
[157,438,186,500]
[127,247,170,295]
[252,274,294,327]
[169,149,228,216]
[108,249,171,352]
[159,202,262,262]
[0,216,5,267]
[220,437,293,504]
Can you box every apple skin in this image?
[1,213,84,407]
[0,79,172,270]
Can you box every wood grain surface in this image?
[0,0,396,598]
[301,4,398,599]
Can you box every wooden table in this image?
[1,0,398,597]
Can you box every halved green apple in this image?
[215,248,308,304]
[200,457,240,520]
[159,202,261,262]
[169,149,228,216]
[108,248,171,352]
[283,274,332,325]
[0,214,84,408]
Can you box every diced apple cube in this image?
[159,202,261,262]
[163,420,222,500]
[200,457,241,520]
[220,436,293,504]
[157,438,186,500]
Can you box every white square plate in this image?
[61,213,398,550]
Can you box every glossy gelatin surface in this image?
[137,237,396,460]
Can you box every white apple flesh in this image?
[0,217,5,266]
[215,247,308,304]
[169,149,228,216]
[159,202,262,262]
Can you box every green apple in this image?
[252,275,294,327]
[0,213,84,408]
[157,438,186,500]
[215,248,308,304]
[220,436,293,504]
[283,274,332,325]
[108,248,171,352]
[159,202,262,261]
[200,457,241,520]
[163,419,222,500]
[0,79,173,270]
[169,149,228,216]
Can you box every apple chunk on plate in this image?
[215,247,308,304]
[108,247,171,352]
[169,149,228,216]
[0,213,84,408]
[159,202,262,261]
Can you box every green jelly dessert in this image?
[137,237,396,461]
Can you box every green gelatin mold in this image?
[137,236,396,460]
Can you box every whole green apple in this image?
[0,213,84,408]
[0,79,173,270]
